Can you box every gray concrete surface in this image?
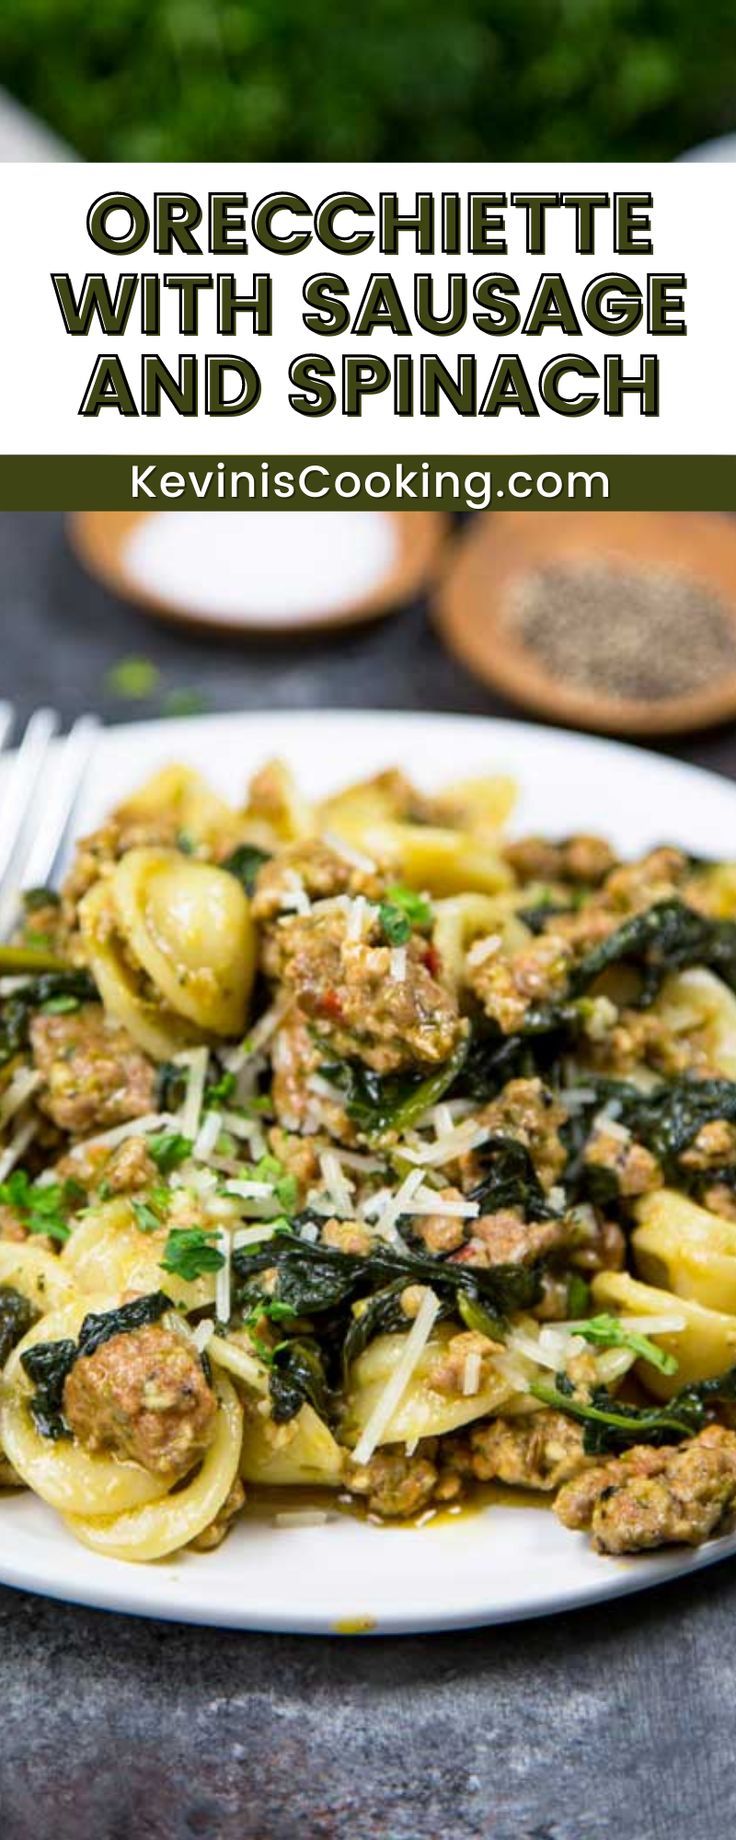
[1,511,735,1839]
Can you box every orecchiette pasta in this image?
[79,848,255,1055]
[5,748,736,1571]
[633,1190,736,1315]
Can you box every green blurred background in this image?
[1,0,735,162]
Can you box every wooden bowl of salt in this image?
[69,508,450,637]
[434,511,736,736]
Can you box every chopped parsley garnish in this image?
[242,1296,298,1362]
[571,1312,678,1376]
[160,1227,225,1281]
[205,1070,237,1107]
[378,884,433,945]
[147,1131,192,1173]
[131,1198,165,1235]
[0,1170,84,1244]
[378,903,412,945]
[241,1154,298,1214]
[105,656,160,700]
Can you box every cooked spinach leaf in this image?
[0,1286,36,1366]
[155,1061,188,1111]
[341,1282,419,1376]
[21,1290,173,1439]
[570,900,736,1007]
[322,1035,469,1139]
[620,1078,736,1181]
[531,1363,736,1455]
[20,1337,77,1440]
[233,1231,542,1325]
[457,1010,579,1104]
[269,1337,335,1424]
[467,1135,560,1222]
[221,843,271,896]
[74,1290,173,1359]
[562,1074,736,1201]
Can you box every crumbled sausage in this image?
[471,1077,568,1189]
[680,1120,736,1171]
[347,1443,439,1518]
[588,1008,712,1080]
[456,1410,590,1491]
[321,1216,375,1255]
[270,1013,355,1142]
[267,1127,322,1203]
[63,1320,218,1478]
[271,909,464,1075]
[454,1210,567,1270]
[504,835,617,887]
[703,1182,736,1221]
[584,1123,662,1197]
[252,840,384,922]
[555,1424,736,1553]
[466,933,573,1035]
[428,1330,502,1396]
[412,1188,468,1254]
[103,1136,158,1194]
[601,847,688,916]
[30,1005,156,1137]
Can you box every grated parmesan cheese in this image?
[347,895,371,942]
[398,1121,494,1168]
[593,1115,631,1144]
[222,1001,291,1072]
[277,870,311,916]
[274,1510,330,1528]
[218,1110,264,1143]
[176,1046,210,1140]
[319,1148,354,1217]
[409,1187,479,1219]
[322,830,377,873]
[215,1224,232,1324]
[389,945,407,981]
[462,1350,482,1396]
[67,1110,176,1156]
[307,1073,346,1105]
[0,1115,37,1182]
[194,1107,222,1161]
[351,1288,441,1466]
[466,934,501,967]
[0,1067,42,1131]
[366,1167,424,1241]
[225,1178,276,1201]
[232,1221,282,1250]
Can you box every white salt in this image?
[124,510,398,625]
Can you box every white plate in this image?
[2,706,736,1634]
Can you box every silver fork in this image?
[0,706,100,941]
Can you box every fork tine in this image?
[0,708,60,938]
[19,713,100,895]
[0,705,14,755]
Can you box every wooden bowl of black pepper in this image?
[434,511,736,736]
